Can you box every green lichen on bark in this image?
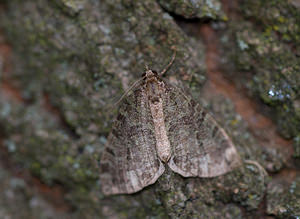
[0,162,70,219]
[155,161,266,217]
[216,1,300,217]
[226,0,300,140]
[267,177,300,218]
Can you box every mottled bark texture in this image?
[158,0,225,19]
[0,0,299,218]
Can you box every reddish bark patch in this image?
[199,24,293,156]
[0,31,73,213]
[0,139,72,212]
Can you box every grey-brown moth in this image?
[99,51,241,195]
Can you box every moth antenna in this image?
[114,76,145,106]
[160,47,176,76]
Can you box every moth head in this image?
[142,69,159,83]
[142,69,158,78]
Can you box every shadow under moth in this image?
[100,50,241,195]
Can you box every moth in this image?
[100,51,241,195]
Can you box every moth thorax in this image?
[144,69,158,79]
[146,80,161,101]
[150,96,160,104]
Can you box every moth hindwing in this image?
[99,56,241,195]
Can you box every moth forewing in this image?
[99,82,166,195]
[163,91,241,178]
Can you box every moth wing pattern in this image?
[99,86,165,195]
[164,85,241,177]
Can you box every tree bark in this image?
[0,0,299,218]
